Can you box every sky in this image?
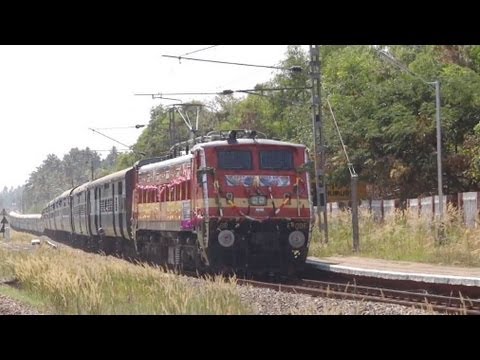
[0,45,310,190]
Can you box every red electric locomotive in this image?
[133,130,313,275]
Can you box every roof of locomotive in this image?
[138,153,193,173]
[138,138,307,172]
[190,138,307,151]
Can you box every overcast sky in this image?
[0,45,309,190]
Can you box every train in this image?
[7,212,44,236]
[8,130,314,275]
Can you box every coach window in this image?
[118,181,123,195]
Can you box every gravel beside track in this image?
[235,285,440,315]
[0,294,40,315]
[178,276,439,315]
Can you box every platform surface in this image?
[307,256,480,286]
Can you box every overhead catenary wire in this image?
[145,87,311,108]
[134,93,182,102]
[93,125,145,130]
[88,128,142,155]
[154,86,311,96]
[180,45,219,57]
[373,47,433,86]
[162,54,303,72]
[91,149,130,152]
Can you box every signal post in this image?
[1,208,10,240]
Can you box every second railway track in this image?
[236,277,480,315]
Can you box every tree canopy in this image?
[7,45,480,213]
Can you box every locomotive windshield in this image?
[260,150,293,170]
[218,150,252,170]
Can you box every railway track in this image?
[235,277,480,315]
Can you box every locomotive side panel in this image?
[135,155,193,232]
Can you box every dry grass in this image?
[309,205,480,267]
[0,232,251,315]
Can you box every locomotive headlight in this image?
[288,230,305,249]
[249,195,267,206]
[218,229,235,247]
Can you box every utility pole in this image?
[351,172,359,251]
[434,80,444,221]
[309,45,328,243]
[169,108,176,147]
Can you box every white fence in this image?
[319,192,480,228]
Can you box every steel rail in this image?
[236,278,480,315]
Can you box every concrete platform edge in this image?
[306,258,480,287]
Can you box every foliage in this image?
[7,45,480,212]
[0,147,120,213]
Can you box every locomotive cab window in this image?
[218,150,252,170]
[260,150,293,170]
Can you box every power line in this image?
[88,128,132,149]
[134,93,182,101]
[91,149,130,152]
[152,87,311,97]
[142,87,310,108]
[374,48,433,86]
[93,125,145,130]
[180,45,219,57]
[162,54,303,72]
